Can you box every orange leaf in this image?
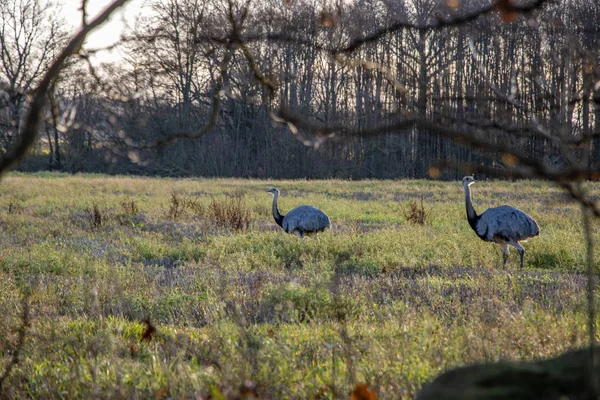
[155,387,168,400]
[428,167,441,179]
[350,384,377,400]
[446,0,460,9]
[496,0,517,23]
[141,318,156,342]
[501,153,520,166]
[318,11,335,28]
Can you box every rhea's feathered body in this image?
[463,176,540,268]
[266,187,331,238]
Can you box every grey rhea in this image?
[266,187,331,238]
[462,176,540,268]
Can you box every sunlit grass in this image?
[0,172,598,398]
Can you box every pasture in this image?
[0,173,598,398]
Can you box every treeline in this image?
[5,0,600,179]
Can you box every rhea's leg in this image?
[499,244,509,269]
[510,241,526,268]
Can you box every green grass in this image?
[0,173,598,398]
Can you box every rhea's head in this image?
[266,187,280,196]
[462,176,476,187]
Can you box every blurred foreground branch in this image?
[0,293,31,394]
[0,0,130,177]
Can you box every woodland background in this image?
[1,0,599,179]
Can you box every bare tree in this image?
[0,0,67,152]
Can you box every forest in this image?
[1,0,599,179]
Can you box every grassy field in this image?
[0,173,598,399]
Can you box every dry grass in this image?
[90,204,103,228]
[167,191,188,220]
[7,198,23,215]
[121,199,139,216]
[0,173,597,398]
[209,193,253,232]
[404,195,430,225]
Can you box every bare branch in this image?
[340,0,552,53]
[0,0,131,177]
[124,48,233,150]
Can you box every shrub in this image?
[116,199,144,226]
[90,204,103,228]
[121,199,139,215]
[187,198,206,217]
[167,191,187,220]
[208,193,253,232]
[404,196,430,225]
[7,198,24,214]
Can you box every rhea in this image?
[462,176,540,268]
[266,187,331,238]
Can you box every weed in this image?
[121,199,139,215]
[167,191,187,220]
[209,193,253,232]
[7,199,24,214]
[187,198,206,217]
[0,292,30,393]
[116,198,143,226]
[404,195,430,225]
[90,204,102,228]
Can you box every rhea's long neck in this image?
[464,184,478,229]
[272,193,284,227]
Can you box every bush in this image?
[209,193,253,232]
[404,196,430,225]
[167,191,187,220]
[7,198,24,214]
[90,204,103,228]
[121,199,139,215]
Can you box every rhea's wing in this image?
[476,205,540,242]
[282,205,331,233]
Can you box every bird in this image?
[462,176,540,268]
[266,187,331,238]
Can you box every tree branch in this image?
[0,0,130,177]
